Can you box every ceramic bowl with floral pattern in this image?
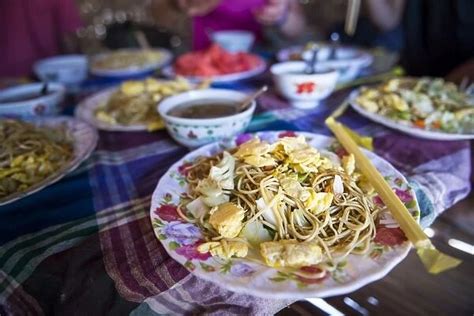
[158,89,256,147]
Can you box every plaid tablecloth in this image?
[0,80,471,315]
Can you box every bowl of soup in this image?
[271,61,339,109]
[158,89,256,147]
[0,83,65,117]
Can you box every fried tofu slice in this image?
[209,202,245,238]
[260,240,323,268]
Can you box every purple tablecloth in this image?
[0,84,471,315]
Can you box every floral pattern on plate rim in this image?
[150,131,420,299]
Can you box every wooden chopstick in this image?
[325,115,462,274]
[134,30,151,50]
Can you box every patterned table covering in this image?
[0,78,471,315]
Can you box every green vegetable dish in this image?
[356,78,474,134]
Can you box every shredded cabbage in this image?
[186,197,209,218]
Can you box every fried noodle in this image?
[178,137,381,266]
[0,119,73,199]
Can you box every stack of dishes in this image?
[0,117,97,205]
[277,43,373,83]
[90,48,173,78]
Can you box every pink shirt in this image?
[192,0,266,50]
[0,0,83,77]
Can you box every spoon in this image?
[237,85,268,112]
[305,44,319,74]
[329,32,340,60]
[41,82,49,96]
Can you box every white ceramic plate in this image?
[349,90,474,140]
[75,88,149,132]
[150,131,420,299]
[0,117,98,206]
[90,48,173,78]
[161,57,267,83]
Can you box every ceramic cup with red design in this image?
[270,61,338,109]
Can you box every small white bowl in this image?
[158,89,256,147]
[270,61,339,109]
[211,30,255,52]
[0,83,65,117]
[34,55,88,87]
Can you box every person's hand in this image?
[177,0,221,17]
[254,0,290,26]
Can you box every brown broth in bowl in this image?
[167,100,239,119]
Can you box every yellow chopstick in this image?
[325,116,461,274]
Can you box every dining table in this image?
[0,67,472,315]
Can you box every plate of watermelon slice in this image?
[162,44,267,83]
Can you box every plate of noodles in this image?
[75,77,208,132]
[0,117,98,206]
[90,48,173,78]
[350,77,474,140]
[150,131,419,298]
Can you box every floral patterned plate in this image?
[149,131,420,299]
[0,116,98,206]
